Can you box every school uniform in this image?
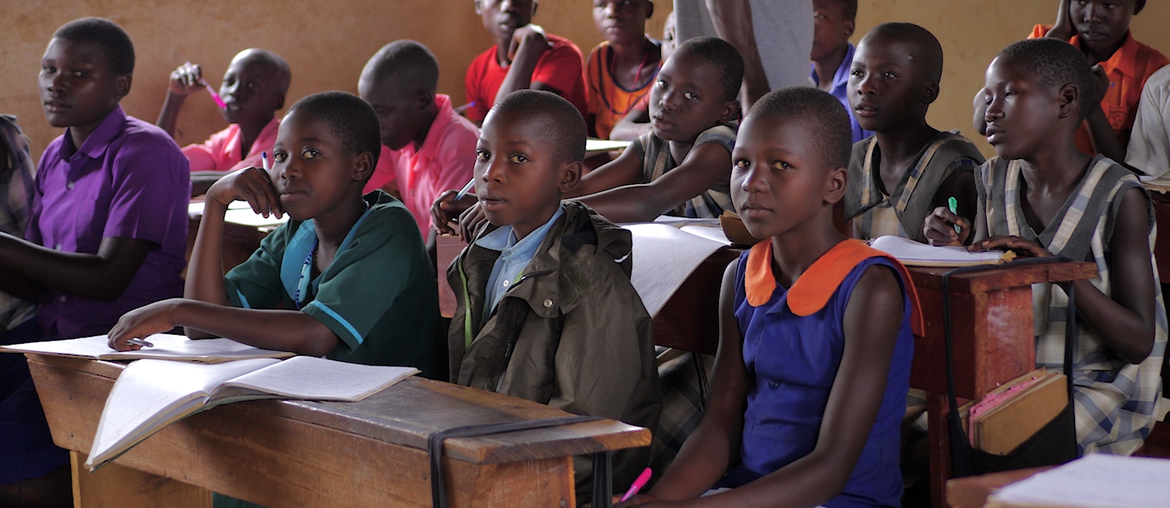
[0,115,36,331]
[725,239,919,508]
[1126,65,1170,178]
[464,33,589,123]
[224,191,446,377]
[2,105,189,483]
[1030,25,1170,157]
[630,123,737,218]
[976,155,1168,455]
[586,40,661,140]
[809,43,873,143]
[182,116,280,173]
[364,94,479,239]
[845,131,984,243]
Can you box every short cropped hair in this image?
[240,49,292,95]
[998,38,1097,121]
[53,17,135,75]
[490,90,587,164]
[866,22,943,86]
[676,36,744,102]
[1136,0,1146,15]
[825,0,858,20]
[747,87,853,170]
[362,40,440,92]
[287,91,382,169]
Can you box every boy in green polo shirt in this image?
[108,91,445,379]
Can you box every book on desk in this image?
[85,356,418,471]
[0,333,294,363]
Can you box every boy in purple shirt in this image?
[0,18,188,502]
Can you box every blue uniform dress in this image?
[721,241,914,508]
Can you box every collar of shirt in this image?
[279,207,372,303]
[398,94,457,189]
[59,105,126,161]
[808,43,856,93]
[476,203,565,318]
[1072,29,1138,79]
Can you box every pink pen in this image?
[201,79,227,109]
[619,467,652,503]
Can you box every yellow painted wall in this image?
[3,1,1168,161]
[1,0,669,160]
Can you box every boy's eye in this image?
[476,149,490,162]
[72,70,87,78]
[273,152,288,163]
[733,159,750,170]
[41,65,56,74]
[301,148,321,160]
[850,69,863,78]
[246,81,259,91]
[772,161,793,170]
[882,71,898,79]
[656,79,667,89]
[508,153,529,164]
[683,91,699,101]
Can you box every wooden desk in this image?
[436,234,739,355]
[28,354,650,508]
[906,262,1097,508]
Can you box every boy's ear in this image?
[843,19,855,39]
[1057,83,1080,119]
[557,159,583,194]
[532,0,539,17]
[114,74,132,101]
[921,81,939,106]
[824,166,847,205]
[274,92,286,112]
[352,151,375,182]
[645,0,654,19]
[417,89,435,111]
[718,100,741,124]
[474,0,483,14]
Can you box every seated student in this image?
[844,22,984,243]
[0,17,189,503]
[109,91,447,508]
[586,0,662,141]
[157,49,291,196]
[809,0,871,143]
[1126,65,1170,178]
[0,116,36,332]
[463,0,589,124]
[433,36,743,235]
[1029,0,1168,160]
[621,87,918,508]
[444,90,661,504]
[358,40,478,240]
[926,38,1167,455]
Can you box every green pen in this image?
[948,197,961,234]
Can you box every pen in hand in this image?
[619,467,652,503]
[947,197,961,235]
[453,178,476,201]
[127,338,154,348]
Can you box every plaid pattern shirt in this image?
[977,155,1167,455]
[632,123,736,218]
[0,115,37,329]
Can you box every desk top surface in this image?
[907,261,1097,293]
[30,354,650,465]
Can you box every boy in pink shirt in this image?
[156,48,291,195]
[359,41,478,241]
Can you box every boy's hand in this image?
[459,202,490,241]
[168,62,205,97]
[206,166,284,219]
[924,206,971,246]
[614,493,661,507]
[509,23,552,65]
[430,190,478,236]
[1091,65,1111,103]
[108,299,181,351]
[1048,0,1075,40]
[970,235,1054,258]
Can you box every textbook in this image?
[987,454,1170,508]
[85,356,419,471]
[963,368,1067,455]
[869,235,1016,267]
[623,219,732,317]
[0,334,294,363]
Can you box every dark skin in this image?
[848,33,977,226]
[589,0,659,140]
[926,56,1156,364]
[1042,0,1136,160]
[157,50,288,195]
[621,113,904,507]
[476,0,560,111]
[108,109,373,356]
[0,37,154,303]
[433,46,739,237]
[810,0,855,94]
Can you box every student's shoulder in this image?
[545,33,584,55]
[364,192,419,231]
[1131,38,1170,77]
[119,115,185,154]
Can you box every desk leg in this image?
[927,394,952,508]
[71,451,211,508]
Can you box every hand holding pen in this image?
[430,177,479,237]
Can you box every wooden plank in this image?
[71,451,211,508]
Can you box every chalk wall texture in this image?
[2,1,1168,161]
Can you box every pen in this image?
[948,197,961,234]
[453,178,476,201]
[200,79,227,110]
[262,151,270,172]
[619,467,652,502]
[127,338,154,348]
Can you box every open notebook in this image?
[623,219,731,316]
[1,334,294,363]
[86,356,418,471]
[869,235,1015,267]
[988,454,1170,508]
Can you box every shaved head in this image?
[233,48,291,95]
[360,40,440,94]
[863,22,943,86]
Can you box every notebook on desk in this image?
[622,219,732,317]
[0,333,294,363]
[870,235,1015,267]
[987,454,1170,508]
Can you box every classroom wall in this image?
[3,1,1168,161]
[0,0,668,162]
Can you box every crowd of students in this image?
[2,0,1169,507]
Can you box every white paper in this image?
[625,223,729,316]
[220,356,419,401]
[0,334,294,363]
[187,200,289,228]
[585,139,632,153]
[991,454,1170,508]
[869,235,1008,266]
